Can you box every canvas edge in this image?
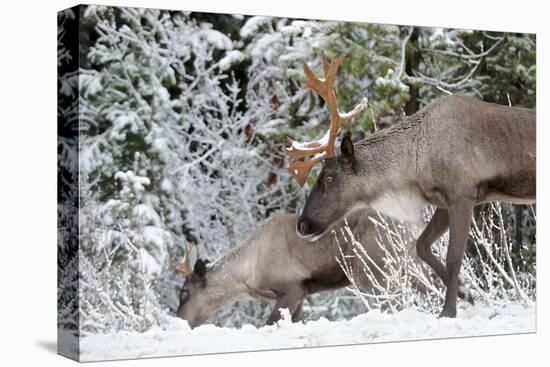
[57,4,83,362]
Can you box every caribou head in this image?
[284,51,368,240]
[170,242,211,328]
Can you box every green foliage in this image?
[481,34,536,107]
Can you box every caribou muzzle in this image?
[296,216,325,241]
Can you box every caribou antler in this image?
[285,50,368,186]
[170,242,194,277]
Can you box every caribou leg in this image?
[291,300,304,322]
[416,206,474,308]
[439,200,474,318]
[266,285,306,325]
[416,208,450,284]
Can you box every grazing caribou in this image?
[286,51,535,318]
[171,209,420,328]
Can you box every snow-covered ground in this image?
[80,302,535,362]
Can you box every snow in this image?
[256,118,287,134]
[114,171,150,192]
[428,28,457,48]
[249,33,283,59]
[202,28,233,50]
[160,178,174,193]
[133,204,162,227]
[140,225,168,249]
[288,130,330,151]
[221,147,259,160]
[240,16,272,39]
[375,69,410,93]
[138,248,162,276]
[219,50,246,70]
[79,302,535,362]
[108,112,142,141]
[79,72,103,97]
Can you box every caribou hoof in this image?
[438,308,457,318]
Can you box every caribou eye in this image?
[323,176,333,184]
[180,290,189,301]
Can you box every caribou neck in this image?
[355,121,419,189]
[354,120,426,225]
[202,249,250,308]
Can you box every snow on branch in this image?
[336,206,534,315]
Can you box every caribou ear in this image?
[340,134,355,164]
[194,259,207,278]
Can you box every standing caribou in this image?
[286,51,535,318]
[171,209,433,328]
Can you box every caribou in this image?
[171,209,427,328]
[286,51,535,318]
